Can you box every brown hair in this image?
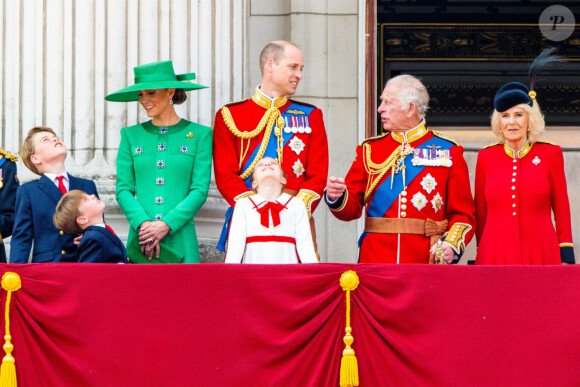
[20,126,57,175]
[259,41,300,75]
[53,190,86,234]
[250,158,287,195]
[172,88,187,105]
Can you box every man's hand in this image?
[429,241,455,264]
[326,176,347,201]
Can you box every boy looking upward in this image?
[53,190,127,263]
[10,126,99,263]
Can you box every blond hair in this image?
[53,190,86,234]
[20,126,57,175]
[490,102,545,144]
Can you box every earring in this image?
[169,97,173,105]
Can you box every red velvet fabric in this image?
[1,263,579,386]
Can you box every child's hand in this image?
[73,234,83,246]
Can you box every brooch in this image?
[431,192,444,213]
[532,156,541,165]
[289,137,305,155]
[420,174,437,194]
[186,132,194,140]
[411,192,427,211]
[292,159,305,178]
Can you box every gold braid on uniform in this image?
[221,106,285,180]
[362,143,413,203]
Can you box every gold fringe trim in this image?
[0,150,17,162]
[1,272,21,387]
[339,270,360,387]
[221,106,285,180]
[363,143,412,203]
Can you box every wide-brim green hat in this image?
[105,60,208,102]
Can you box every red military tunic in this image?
[213,88,329,215]
[327,121,475,264]
[475,141,575,264]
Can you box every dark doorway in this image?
[377,1,580,130]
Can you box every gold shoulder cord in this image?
[362,143,413,203]
[221,106,285,180]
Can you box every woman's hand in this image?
[139,221,171,260]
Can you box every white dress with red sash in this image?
[224,193,317,264]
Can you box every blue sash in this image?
[217,102,314,251]
[359,135,452,247]
[239,102,314,187]
[0,157,6,167]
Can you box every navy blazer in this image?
[10,174,98,263]
[77,225,127,264]
[0,157,19,263]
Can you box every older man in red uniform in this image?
[326,75,475,264]
[213,40,328,251]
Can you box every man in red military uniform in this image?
[326,75,475,264]
[213,40,329,251]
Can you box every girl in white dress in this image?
[225,157,317,264]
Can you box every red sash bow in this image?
[257,202,285,228]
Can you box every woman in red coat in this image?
[474,80,574,265]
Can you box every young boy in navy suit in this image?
[0,149,19,263]
[10,126,99,263]
[53,190,127,263]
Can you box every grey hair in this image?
[386,74,430,119]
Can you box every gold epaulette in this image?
[220,99,247,110]
[0,149,18,162]
[431,130,459,146]
[362,132,389,146]
[482,142,501,150]
[536,140,557,146]
[288,98,317,109]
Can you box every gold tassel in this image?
[339,270,360,387]
[1,272,21,387]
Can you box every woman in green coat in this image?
[106,61,212,263]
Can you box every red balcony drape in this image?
[1,263,579,386]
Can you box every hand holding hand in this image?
[139,221,171,260]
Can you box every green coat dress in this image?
[116,119,212,263]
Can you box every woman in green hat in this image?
[106,60,212,263]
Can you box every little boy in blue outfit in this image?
[53,190,127,263]
[10,126,99,263]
